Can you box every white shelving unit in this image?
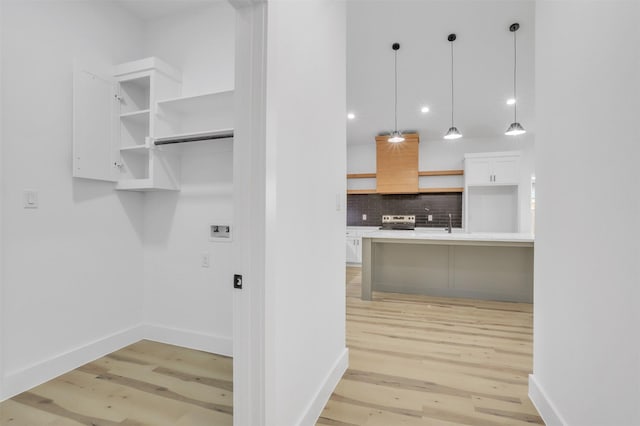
[155,90,234,143]
[73,57,234,191]
[463,151,521,232]
[113,58,181,190]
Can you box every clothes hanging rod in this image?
[154,130,234,146]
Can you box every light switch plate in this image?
[23,190,38,209]
[201,252,210,268]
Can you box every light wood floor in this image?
[0,340,233,425]
[316,266,543,426]
[0,267,540,426]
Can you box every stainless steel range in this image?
[380,215,416,230]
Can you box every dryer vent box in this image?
[210,225,232,242]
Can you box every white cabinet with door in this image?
[463,151,521,232]
[465,152,520,185]
[73,57,234,191]
[346,228,377,264]
[346,235,362,264]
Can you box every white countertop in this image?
[361,229,534,244]
[347,226,534,244]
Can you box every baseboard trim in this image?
[2,325,143,401]
[1,324,233,402]
[529,374,566,426]
[297,347,349,426]
[141,324,233,357]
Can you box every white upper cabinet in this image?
[464,151,520,186]
[73,57,233,191]
[464,157,492,185]
[463,151,522,232]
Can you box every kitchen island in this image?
[361,230,534,303]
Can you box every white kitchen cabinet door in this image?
[492,157,519,184]
[346,236,361,263]
[72,63,119,182]
[465,153,520,186]
[465,158,492,185]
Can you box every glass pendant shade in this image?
[444,127,462,140]
[388,130,405,143]
[505,122,526,136]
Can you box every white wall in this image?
[347,136,535,233]
[264,1,348,424]
[143,141,234,355]
[141,2,235,356]
[144,3,235,96]
[1,0,146,398]
[531,2,640,425]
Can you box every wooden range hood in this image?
[375,133,419,194]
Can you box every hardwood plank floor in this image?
[0,340,233,426]
[0,267,540,425]
[316,266,543,426]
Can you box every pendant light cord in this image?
[394,48,399,133]
[450,41,454,128]
[513,28,517,122]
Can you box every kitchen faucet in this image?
[446,213,452,233]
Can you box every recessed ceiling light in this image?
[347,112,355,120]
[420,106,430,113]
[506,98,516,105]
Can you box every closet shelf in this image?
[120,109,150,125]
[120,145,149,154]
[156,90,234,115]
[116,178,179,192]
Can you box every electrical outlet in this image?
[201,252,210,268]
[362,214,367,221]
[428,215,433,222]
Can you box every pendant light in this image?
[505,23,526,136]
[444,34,462,140]
[388,43,405,143]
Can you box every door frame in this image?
[0,0,5,401]
[230,1,268,424]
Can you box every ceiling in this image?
[346,1,535,145]
[114,0,220,21]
